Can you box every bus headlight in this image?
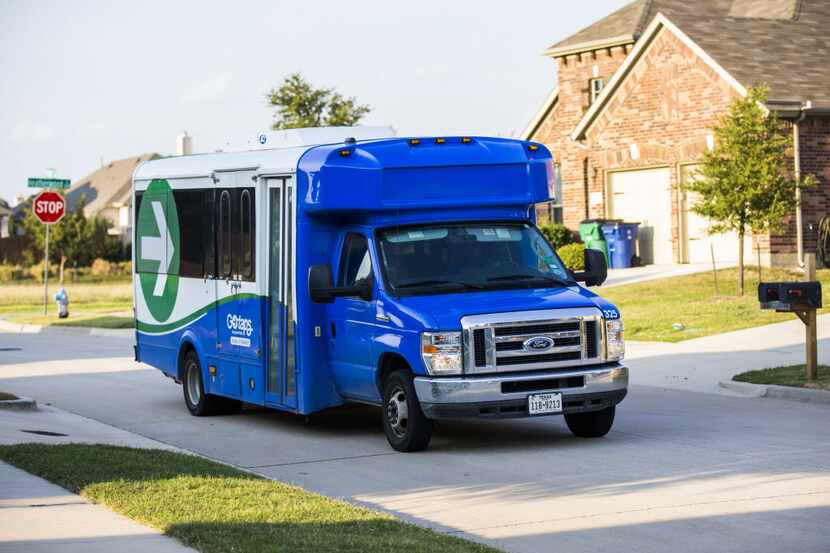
[421,331,463,375]
[605,319,624,361]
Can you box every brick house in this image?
[524,0,830,267]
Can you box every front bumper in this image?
[414,363,628,419]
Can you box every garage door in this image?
[681,166,753,265]
[608,168,673,265]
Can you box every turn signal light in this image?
[528,144,539,151]
[339,149,352,157]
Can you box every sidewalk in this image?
[626,313,830,394]
[602,262,728,288]
[0,405,194,553]
[0,462,196,553]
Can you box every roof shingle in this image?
[547,0,830,107]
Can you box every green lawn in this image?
[0,281,133,328]
[734,364,830,390]
[0,444,499,553]
[602,267,830,342]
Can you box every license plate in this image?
[528,392,563,415]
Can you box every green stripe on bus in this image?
[136,293,263,335]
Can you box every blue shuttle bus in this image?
[132,127,627,451]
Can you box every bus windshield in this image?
[376,222,573,295]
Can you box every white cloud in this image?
[9,121,55,144]
[180,71,234,104]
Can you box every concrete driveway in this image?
[0,330,828,553]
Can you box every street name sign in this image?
[32,191,66,224]
[28,177,71,189]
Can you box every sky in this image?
[0,0,629,204]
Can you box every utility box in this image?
[758,281,822,312]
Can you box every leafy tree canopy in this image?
[265,73,370,130]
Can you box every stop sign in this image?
[32,191,66,224]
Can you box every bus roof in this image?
[133,136,553,213]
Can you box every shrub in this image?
[25,263,59,283]
[557,243,585,270]
[115,261,132,275]
[540,224,576,250]
[0,264,25,283]
[90,258,113,277]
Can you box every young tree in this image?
[686,86,814,295]
[21,197,121,282]
[265,73,370,130]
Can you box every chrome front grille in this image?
[462,308,604,374]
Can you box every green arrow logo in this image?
[136,179,180,322]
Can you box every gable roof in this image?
[545,0,830,108]
[66,153,159,214]
[521,87,559,141]
[572,13,747,140]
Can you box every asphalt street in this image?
[1,331,828,553]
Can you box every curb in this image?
[719,379,830,404]
[0,319,133,338]
[0,396,37,411]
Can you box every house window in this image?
[590,78,604,104]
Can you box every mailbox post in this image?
[758,253,820,381]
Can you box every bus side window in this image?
[218,190,232,278]
[203,190,216,278]
[240,189,255,281]
[176,189,209,278]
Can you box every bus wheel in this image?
[381,369,433,452]
[182,351,239,416]
[564,406,615,438]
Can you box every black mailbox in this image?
[758,281,822,312]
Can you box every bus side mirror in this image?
[573,249,607,287]
[309,264,374,303]
[309,265,335,303]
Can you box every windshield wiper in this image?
[396,279,485,290]
[486,273,574,287]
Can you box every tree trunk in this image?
[737,228,745,296]
[59,254,66,285]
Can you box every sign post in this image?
[31,189,66,316]
[804,253,818,381]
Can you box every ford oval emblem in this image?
[523,336,554,352]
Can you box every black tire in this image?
[381,369,433,452]
[182,351,242,416]
[565,406,616,438]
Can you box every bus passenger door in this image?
[214,172,264,403]
[265,177,297,409]
[214,178,241,398]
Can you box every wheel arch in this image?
[176,331,204,382]
[376,352,411,397]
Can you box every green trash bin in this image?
[578,219,610,266]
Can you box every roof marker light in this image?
[461,137,472,144]
[409,138,421,146]
[339,149,352,157]
[528,144,540,151]
[435,137,446,144]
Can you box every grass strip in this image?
[602,267,830,342]
[733,364,830,390]
[0,444,499,553]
